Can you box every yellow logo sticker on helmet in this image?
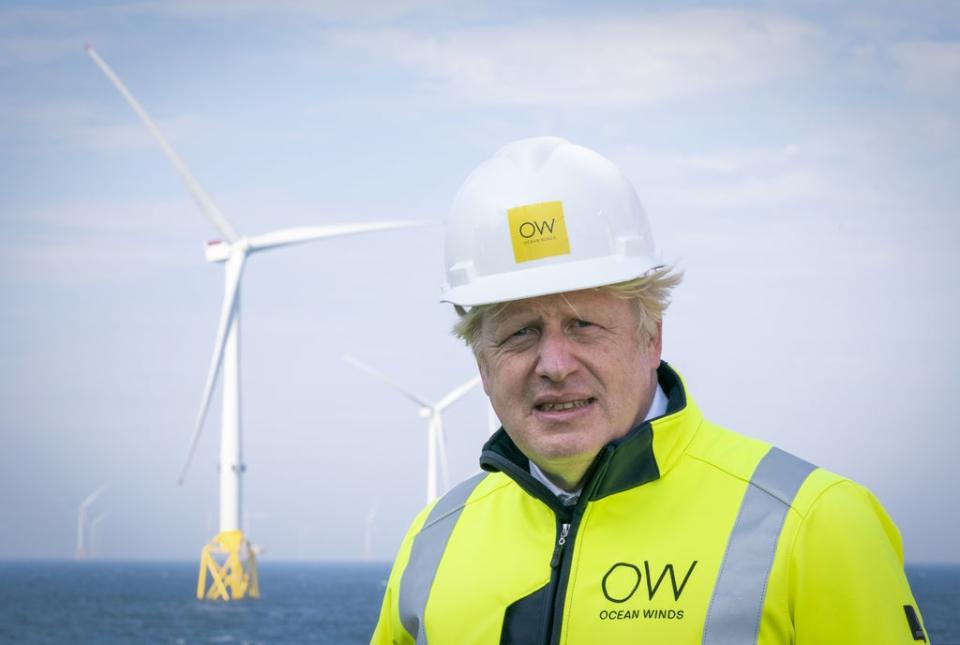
[508,201,571,264]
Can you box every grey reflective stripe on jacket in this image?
[398,472,487,644]
[702,447,817,645]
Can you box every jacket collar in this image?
[479,362,703,503]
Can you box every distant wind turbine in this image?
[75,485,106,560]
[86,44,424,600]
[343,355,480,503]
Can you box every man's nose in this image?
[535,328,578,382]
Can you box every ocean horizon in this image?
[0,560,956,643]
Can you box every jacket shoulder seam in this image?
[684,450,839,516]
[684,451,755,489]
[788,475,854,520]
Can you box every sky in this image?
[0,1,958,564]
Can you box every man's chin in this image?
[527,442,599,473]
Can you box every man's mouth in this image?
[535,398,595,412]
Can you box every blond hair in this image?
[452,266,683,351]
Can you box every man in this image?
[372,137,927,643]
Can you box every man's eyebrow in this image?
[492,310,536,327]
[487,306,548,332]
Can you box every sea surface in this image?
[0,561,956,644]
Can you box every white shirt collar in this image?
[529,383,669,503]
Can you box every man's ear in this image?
[651,321,663,360]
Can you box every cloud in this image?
[0,6,136,65]
[0,96,229,154]
[0,35,80,66]
[0,197,207,286]
[889,40,960,94]
[612,142,831,213]
[670,145,803,176]
[0,0,474,69]
[124,0,479,23]
[679,170,824,210]
[325,10,826,107]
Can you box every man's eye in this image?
[573,319,593,329]
[498,327,533,346]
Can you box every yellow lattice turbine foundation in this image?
[196,530,260,600]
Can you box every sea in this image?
[0,561,956,644]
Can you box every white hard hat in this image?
[441,136,661,306]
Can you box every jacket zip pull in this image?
[550,523,571,568]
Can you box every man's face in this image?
[475,288,661,486]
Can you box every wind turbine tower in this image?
[87,46,422,600]
[343,355,480,503]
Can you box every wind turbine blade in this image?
[247,221,427,253]
[84,44,240,242]
[79,485,107,509]
[342,354,433,409]
[435,375,482,412]
[178,251,246,484]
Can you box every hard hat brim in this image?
[440,254,662,307]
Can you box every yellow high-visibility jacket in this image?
[372,363,928,644]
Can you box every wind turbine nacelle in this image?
[205,240,231,263]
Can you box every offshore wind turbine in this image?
[86,45,422,600]
[75,485,106,560]
[343,355,480,503]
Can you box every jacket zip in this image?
[551,523,570,568]
[540,518,572,644]
[546,508,583,644]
